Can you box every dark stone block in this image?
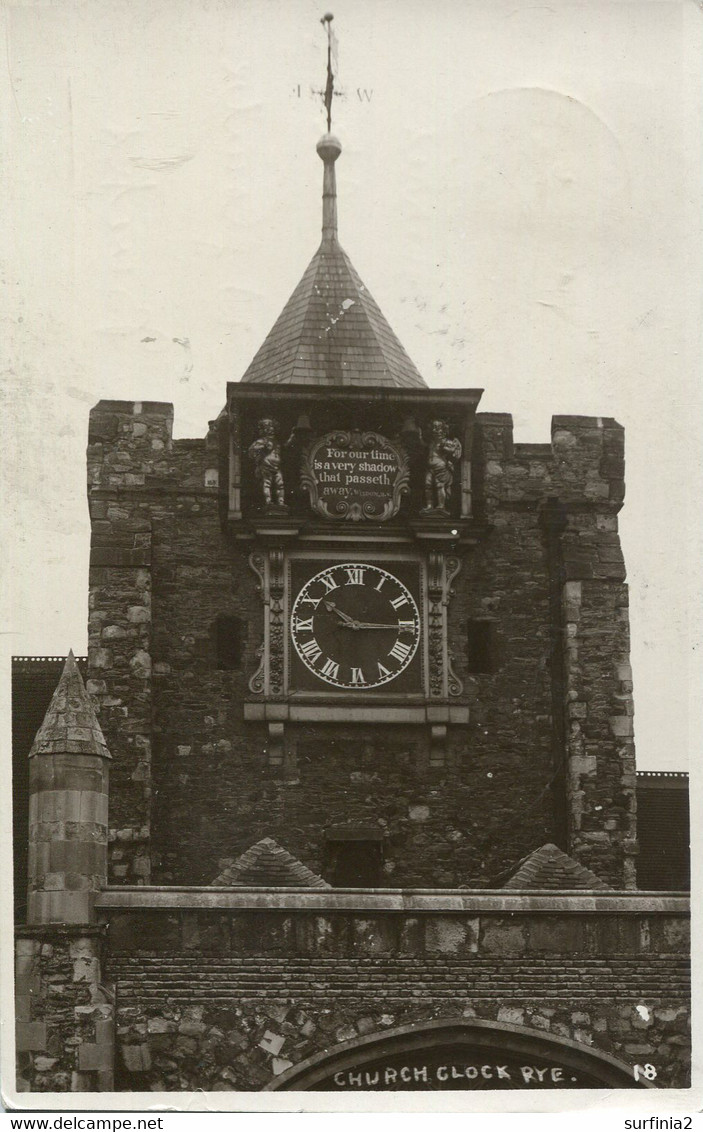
[527,916,587,954]
[88,416,119,443]
[89,547,151,567]
[107,912,179,954]
[595,915,641,953]
[649,917,690,954]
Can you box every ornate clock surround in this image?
[244,544,467,767]
[229,383,482,768]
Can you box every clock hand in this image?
[324,600,356,625]
[340,622,398,630]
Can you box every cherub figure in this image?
[422,419,462,512]
[247,418,286,507]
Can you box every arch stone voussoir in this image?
[265,1018,654,1092]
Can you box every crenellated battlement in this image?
[87,400,175,493]
[474,413,625,514]
[87,401,221,506]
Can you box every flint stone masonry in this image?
[15,927,114,1094]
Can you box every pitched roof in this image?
[240,244,427,389]
[240,133,427,390]
[502,843,612,891]
[210,838,330,888]
[28,651,111,759]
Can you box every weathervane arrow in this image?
[321,12,337,131]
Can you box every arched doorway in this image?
[266,1019,653,1091]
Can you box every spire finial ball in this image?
[322,12,334,23]
[316,133,342,163]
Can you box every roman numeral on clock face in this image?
[294,617,314,633]
[319,658,340,680]
[388,639,412,663]
[319,574,338,594]
[299,638,322,663]
[301,594,322,610]
[350,667,366,685]
[344,566,365,586]
[390,594,408,611]
[397,620,416,633]
[377,661,392,679]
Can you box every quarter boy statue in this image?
[248,418,286,508]
[422,419,462,512]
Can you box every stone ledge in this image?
[15,924,107,938]
[243,703,470,725]
[94,887,689,915]
[88,486,217,498]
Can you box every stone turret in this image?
[27,651,111,924]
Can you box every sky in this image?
[2,0,702,771]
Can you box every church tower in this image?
[16,17,692,1099]
[84,79,637,893]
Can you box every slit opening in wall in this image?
[213,614,244,670]
[467,619,498,674]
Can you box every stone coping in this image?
[94,887,689,914]
[15,924,106,938]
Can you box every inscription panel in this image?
[301,431,409,521]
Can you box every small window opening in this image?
[214,614,243,670]
[467,619,497,674]
[324,829,384,888]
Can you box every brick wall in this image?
[637,777,690,890]
[97,897,689,1092]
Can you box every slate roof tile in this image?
[210,837,330,889]
[503,843,612,890]
[28,652,111,760]
[241,243,427,389]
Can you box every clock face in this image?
[290,562,421,690]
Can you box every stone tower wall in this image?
[473,413,636,886]
[86,401,636,889]
[88,401,163,886]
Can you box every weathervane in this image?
[321,12,336,131]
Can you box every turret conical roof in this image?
[28,650,111,759]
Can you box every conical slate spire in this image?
[240,135,427,389]
[28,650,110,759]
[503,843,611,891]
[210,837,330,888]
